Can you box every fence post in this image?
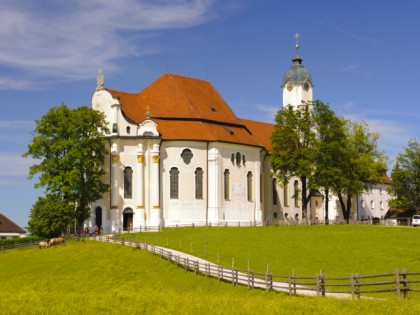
[316,274,320,296]
[350,274,355,299]
[320,270,326,297]
[396,268,401,299]
[231,267,235,286]
[402,269,408,298]
[355,273,360,299]
[195,260,199,275]
[185,258,189,272]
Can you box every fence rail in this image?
[89,235,420,299]
[0,240,40,251]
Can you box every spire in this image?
[292,31,302,65]
[96,68,104,90]
[294,31,300,54]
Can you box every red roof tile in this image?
[107,73,268,148]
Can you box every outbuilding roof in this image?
[0,213,26,234]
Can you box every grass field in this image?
[1,225,420,314]
[120,225,420,277]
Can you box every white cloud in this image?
[256,104,278,122]
[0,120,35,145]
[0,154,36,176]
[0,0,217,88]
[340,64,360,72]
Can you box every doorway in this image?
[95,207,102,232]
[123,208,134,231]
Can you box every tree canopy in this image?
[271,100,387,222]
[388,139,420,215]
[271,102,317,221]
[23,104,109,236]
[331,121,387,220]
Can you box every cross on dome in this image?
[294,31,300,54]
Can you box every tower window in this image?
[126,126,131,134]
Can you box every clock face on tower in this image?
[304,82,310,91]
[287,82,293,91]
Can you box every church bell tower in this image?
[282,32,313,109]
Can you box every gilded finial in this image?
[146,104,151,119]
[294,31,300,53]
[96,68,104,90]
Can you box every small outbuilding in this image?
[0,213,26,239]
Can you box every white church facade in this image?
[86,47,390,232]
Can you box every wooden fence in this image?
[91,235,420,299]
[0,240,40,251]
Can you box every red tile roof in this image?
[107,73,274,149]
[0,213,26,234]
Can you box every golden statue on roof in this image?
[96,68,104,90]
[146,104,151,119]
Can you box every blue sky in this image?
[1,0,419,228]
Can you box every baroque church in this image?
[86,41,390,232]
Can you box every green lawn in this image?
[1,226,420,314]
[121,225,420,277]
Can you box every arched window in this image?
[123,167,133,199]
[195,168,203,199]
[242,155,246,166]
[236,152,241,166]
[272,179,278,205]
[294,180,299,207]
[224,169,230,200]
[181,149,193,165]
[231,153,235,164]
[380,201,384,210]
[371,200,375,209]
[170,167,179,199]
[284,181,289,207]
[126,126,131,134]
[247,172,253,202]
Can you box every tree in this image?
[312,101,348,224]
[27,194,75,238]
[271,103,317,222]
[388,139,420,215]
[332,121,387,221]
[23,104,109,235]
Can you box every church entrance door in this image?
[95,207,102,232]
[123,208,134,231]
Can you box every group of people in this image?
[83,225,101,236]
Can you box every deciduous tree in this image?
[271,103,317,221]
[312,101,347,223]
[332,121,387,221]
[23,104,109,235]
[388,139,420,215]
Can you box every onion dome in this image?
[281,32,313,87]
